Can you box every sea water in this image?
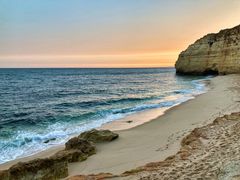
[0,68,211,163]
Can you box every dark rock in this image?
[0,157,68,180]
[53,149,88,163]
[0,170,9,180]
[65,137,96,155]
[78,129,119,143]
[0,129,119,180]
[43,138,56,144]
[126,121,133,123]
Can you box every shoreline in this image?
[0,74,239,176]
[0,94,199,170]
[67,74,240,176]
[0,77,209,168]
[101,77,211,132]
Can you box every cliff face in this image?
[175,25,240,75]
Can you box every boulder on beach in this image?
[78,129,119,143]
[53,137,96,163]
[65,137,96,153]
[0,157,68,180]
[53,149,88,163]
[0,129,118,180]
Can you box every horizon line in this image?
[0,66,175,69]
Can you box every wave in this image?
[0,93,205,163]
[55,96,158,108]
[0,70,211,164]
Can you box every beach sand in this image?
[67,74,240,177]
[0,74,239,178]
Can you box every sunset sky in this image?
[1,0,240,68]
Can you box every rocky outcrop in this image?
[0,129,118,180]
[175,24,240,75]
[65,137,95,152]
[79,129,119,143]
[0,138,95,180]
[54,149,88,163]
[54,138,96,163]
[0,157,68,180]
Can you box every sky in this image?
[1,0,240,68]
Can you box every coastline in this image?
[0,75,209,167]
[67,74,240,176]
[101,77,210,131]
[0,97,193,170]
[100,83,208,132]
[0,74,239,177]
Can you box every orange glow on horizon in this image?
[1,1,240,68]
[0,51,178,68]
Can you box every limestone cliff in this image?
[175,24,240,75]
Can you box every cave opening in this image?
[203,69,219,75]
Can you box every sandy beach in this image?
[67,74,240,177]
[0,74,239,179]
[1,1,240,179]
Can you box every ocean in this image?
[0,68,210,163]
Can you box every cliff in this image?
[175,24,240,75]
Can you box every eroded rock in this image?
[65,137,96,153]
[0,157,68,180]
[175,24,240,75]
[53,136,96,163]
[53,149,88,163]
[78,129,119,143]
[0,129,118,180]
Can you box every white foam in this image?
[0,77,210,164]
